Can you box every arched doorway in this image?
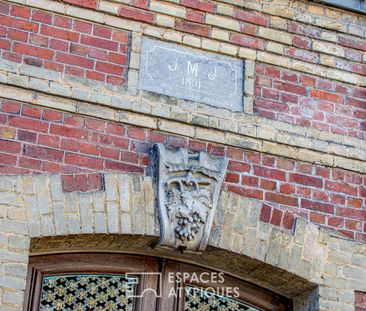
[25,253,292,311]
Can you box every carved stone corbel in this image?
[150,143,228,253]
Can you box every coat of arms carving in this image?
[150,144,228,253]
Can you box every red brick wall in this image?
[356,292,366,311]
[0,98,365,241]
[255,63,366,140]
[0,2,130,85]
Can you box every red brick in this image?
[309,212,326,224]
[50,124,88,139]
[166,136,187,148]
[0,139,21,153]
[254,165,286,181]
[280,183,295,194]
[81,34,118,51]
[50,39,69,52]
[73,20,92,34]
[270,208,283,226]
[32,10,52,24]
[181,0,216,12]
[228,161,250,172]
[128,127,146,140]
[60,138,79,152]
[132,0,149,8]
[260,203,271,222]
[106,122,125,136]
[277,158,294,170]
[225,172,240,183]
[19,157,41,170]
[289,173,323,188]
[283,211,295,230]
[86,118,105,132]
[17,130,37,143]
[9,116,49,132]
[347,197,363,209]
[11,5,31,18]
[301,199,334,214]
[265,192,298,207]
[108,53,127,65]
[336,207,366,220]
[105,160,144,174]
[22,105,42,118]
[0,2,10,14]
[118,6,155,24]
[325,180,358,196]
[0,39,11,51]
[274,81,307,96]
[345,219,362,231]
[175,20,210,37]
[40,25,79,42]
[87,71,105,82]
[347,97,366,110]
[234,9,268,26]
[186,10,205,23]
[96,61,125,75]
[38,134,60,148]
[56,52,94,69]
[8,29,28,42]
[227,185,263,200]
[241,176,259,187]
[338,36,366,52]
[245,151,261,163]
[13,42,53,60]
[149,131,166,144]
[207,144,225,156]
[120,150,139,164]
[2,101,21,113]
[24,144,64,162]
[0,152,17,165]
[101,147,120,160]
[261,179,276,190]
[230,33,264,49]
[60,0,97,9]
[65,153,103,170]
[327,217,344,228]
[226,147,243,160]
[80,142,100,156]
[70,43,89,56]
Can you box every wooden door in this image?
[24,253,292,311]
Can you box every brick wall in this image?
[0,2,130,85]
[356,292,366,311]
[1,98,365,241]
[255,63,366,140]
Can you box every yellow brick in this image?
[313,41,344,58]
[206,14,240,32]
[163,30,183,43]
[212,28,229,41]
[219,42,237,56]
[99,0,119,14]
[308,4,324,16]
[320,54,336,67]
[257,51,290,68]
[156,14,175,28]
[258,27,292,45]
[266,42,284,55]
[216,4,234,16]
[202,38,220,52]
[150,1,186,18]
[270,16,287,30]
[183,35,201,48]
[239,47,256,60]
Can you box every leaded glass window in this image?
[39,274,136,311]
[184,285,260,311]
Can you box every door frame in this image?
[24,252,292,311]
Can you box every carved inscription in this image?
[139,38,244,112]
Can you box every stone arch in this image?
[1,173,365,310]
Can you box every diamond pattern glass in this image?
[184,285,260,311]
[39,274,136,311]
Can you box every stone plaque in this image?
[138,38,244,112]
